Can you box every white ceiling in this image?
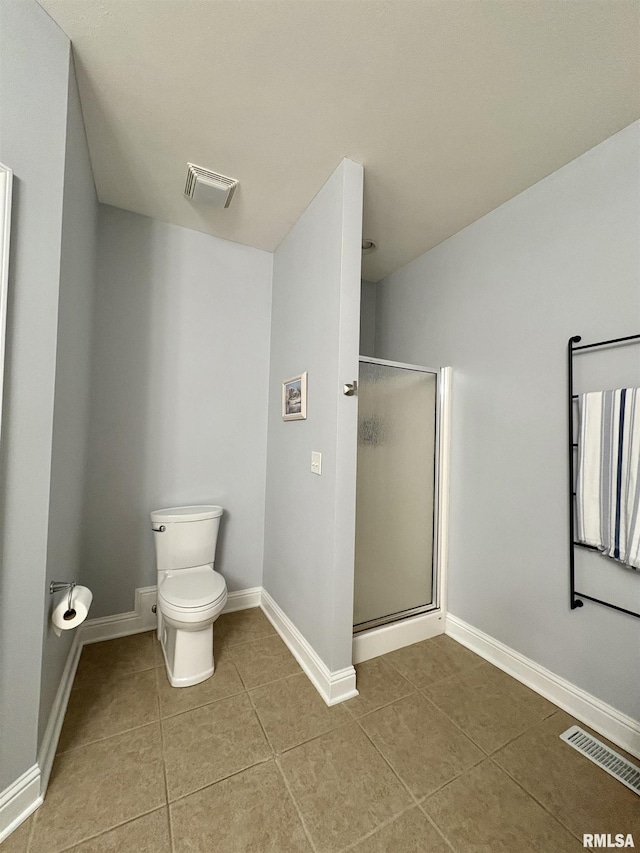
[39,0,640,281]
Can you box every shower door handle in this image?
[343,381,358,397]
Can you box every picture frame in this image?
[282,372,307,421]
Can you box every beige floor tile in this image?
[423,759,583,852]
[425,665,542,753]
[348,806,452,853]
[66,808,171,852]
[215,607,276,647]
[157,655,244,718]
[162,692,271,800]
[279,723,412,853]
[360,693,484,798]
[478,661,558,719]
[344,656,415,718]
[250,672,350,753]
[57,669,159,752]
[74,633,156,689]
[30,724,165,853]
[170,761,311,852]
[494,711,640,840]
[230,634,302,689]
[1,815,32,852]
[384,635,483,690]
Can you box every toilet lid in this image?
[159,567,226,609]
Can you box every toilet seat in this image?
[159,565,226,611]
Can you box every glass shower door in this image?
[353,358,438,631]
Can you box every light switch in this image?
[311,451,322,475]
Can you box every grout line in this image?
[157,685,248,724]
[344,686,417,722]
[415,804,458,853]
[166,756,274,808]
[377,656,457,693]
[243,668,307,695]
[415,689,492,757]
[356,707,485,806]
[415,672,561,759]
[71,661,158,688]
[355,714,422,807]
[415,754,488,805]
[378,637,486,687]
[154,667,174,853]
[218,648,250,692]
[376,653,420,684]
[464,660,562,722]
[488,753,585,844]
[243,674,276,757]
[274,758,318,853]
[337,802,418,853]
[275,718,355,758]
[230,667,304,693]
[55,717,162,757]
[162,805,173,853]
[224,640,303,694]
[32,806,168,853]
[350,712,455,852]
[353,694,486,825]
[216,630,278,650]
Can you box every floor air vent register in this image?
[560,726,640,796]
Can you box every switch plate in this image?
[311,451,322,475]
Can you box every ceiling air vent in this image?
[184,163,238,208]
[560,726,640,796]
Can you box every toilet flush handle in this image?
[152,525,166,533]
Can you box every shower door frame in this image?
[354,356,450,634]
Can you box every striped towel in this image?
[576,389,640,569]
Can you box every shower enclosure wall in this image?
[353,356,451,661]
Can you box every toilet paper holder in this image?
[50,581,77,620]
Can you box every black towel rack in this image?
[568,333,640,619]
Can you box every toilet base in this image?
[160,618,215,687]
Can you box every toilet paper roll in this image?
[52,586,93,637]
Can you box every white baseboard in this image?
[445,613,640,760]
[223,587,262,613]
[80,585,263,645]
[0,765,42,844]
[80,586,157,645]
[37,632,83,794]
[353,610,445,664]
[260,589,358,706]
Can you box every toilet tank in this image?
[150,505,223,571]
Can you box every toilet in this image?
[150,505,227,687]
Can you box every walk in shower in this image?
[353,356,446,646]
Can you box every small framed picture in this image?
[282,372,307,421]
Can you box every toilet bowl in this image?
[150,505,227,687]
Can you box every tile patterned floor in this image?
[5,608,639,852]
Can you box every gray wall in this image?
[375,122,640,719]
[359,280,377,356]
[264,159,363,672]
[83,207,272,617]
[0,0,70,789]
[39,57,99,746]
